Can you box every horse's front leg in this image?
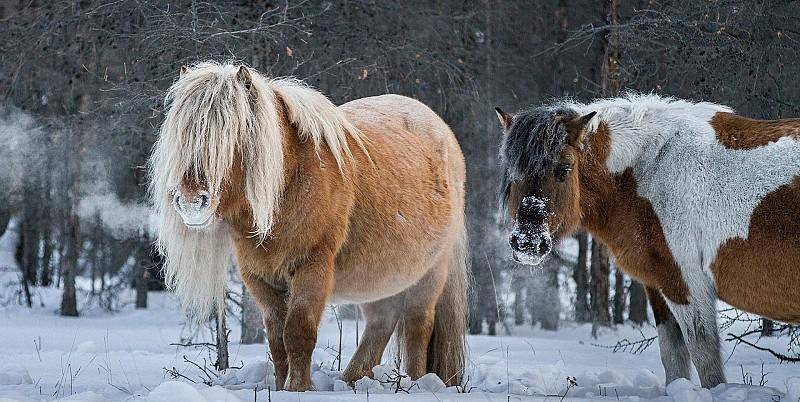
[284,252,335,391]
[665,275,725,388]
[646,286,691,385]
[240,274,289,389]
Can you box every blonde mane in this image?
[149,61,363,319]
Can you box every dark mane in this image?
[499,103,579,210]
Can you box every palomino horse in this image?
[149,62,468,391]
[495,93,800,389]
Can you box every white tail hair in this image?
[149,61,361,319]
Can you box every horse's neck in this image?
[577,127,656,258]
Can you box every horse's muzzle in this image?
[509,224,552,266]
[173,189,215,229]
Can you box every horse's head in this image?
[496,105,596,265]
[151,62,284,238]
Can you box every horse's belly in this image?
[330,185,457,305]
[329,258,433,304]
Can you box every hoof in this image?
[341,367,373,387]
[285,374,313,392]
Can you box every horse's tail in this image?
[427,226,469,386]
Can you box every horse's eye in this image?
[555,163,572,182]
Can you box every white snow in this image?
[0,229,797,402]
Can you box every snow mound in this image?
[787,377,800,402]
[53,392,109,402]
[354,376,383,394]
[0,367,32,386]
[333,379,350,391]
[198,386,244,402]
[213,361,274,390]
[312,369,334,391]
[416,373,446,393]
[75,341,97,354]
[147,381,204,402]
[663,379,785,402]
[667,378,713,402]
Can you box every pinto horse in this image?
[496,93,800,389]
[149,62,468,391]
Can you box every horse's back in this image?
[341,94,465,202]
[342,95,462,159]
[711,112,800,149]
[330,94,465,304]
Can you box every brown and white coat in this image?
[498,93,800,389]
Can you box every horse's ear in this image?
[566,111,597,151]
[578,111,597,127]
[495,107,513,131]
[180,65,189,76]
[236,65,253,90]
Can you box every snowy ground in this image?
[1,231,798,402]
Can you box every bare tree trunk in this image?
[18,211,34,308]
[601,0,621,96]
[486,310,497,336]
[60,213,79,317]
[90,221,99,295]
[526,274,536,327]
[613,266,625,324]
[590,238,610,336]
[55,238,65,288]
[40,223,53,287]
[511,274,525,326]
[134,241,149,309]
[552,0,569,95]
[761,318,776,337]
[39,162,53,287]
[574,232,590,322]
[0,205,9,239]
[466,0,501,338]
[20,197,40,304]
[241,285,265,344]
[542,257,561,330]
[628,281,648,325]
[468,294,483,335]
[588,0,620,337]
[216,311,230,370]
[60,123,79,317]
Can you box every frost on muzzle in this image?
[509,195,552,265]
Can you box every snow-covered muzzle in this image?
[172,188,217,230]
[509,195,553,266]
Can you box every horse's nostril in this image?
[173,194,183,211]
[510,232,533,251]
[541,236,553,254]
[199,194,209,208]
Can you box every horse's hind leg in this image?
[664,276,726,388]
[399,261,448,380]
[341,294,403,384]
[646,286,691,385]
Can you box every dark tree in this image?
[613,267,625,325]
[241,286,266,344]
[573,232,591,322]
[628,281,648,325]
[590,239,611,336]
